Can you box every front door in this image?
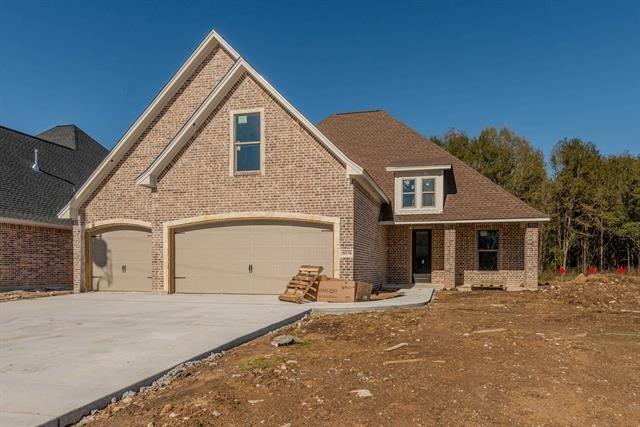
[412,229,432,283]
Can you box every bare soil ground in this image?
[0,289,71,303]
[84,274,639,426]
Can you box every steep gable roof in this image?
[317,110,548,223]
[58,29,387,219]
[58,30,241,219]
[0,125,107,226]
[135,59,387,204]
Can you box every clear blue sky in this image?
[1,0,638,157]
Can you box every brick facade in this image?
[353,183,387,288]
[71,41,540,294]
[385,222,539,290]
[1,222,72,289]
[74,47,368,292]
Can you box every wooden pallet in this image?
[278,265,324,303]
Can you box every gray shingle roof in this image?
[0,125,108,225]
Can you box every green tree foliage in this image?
[435,128,640,273]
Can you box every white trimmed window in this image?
[401,179,416,208]
[232,111,263,173]
[394,173,444,214]
[421,178,435,207]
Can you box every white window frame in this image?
[229,108,265,176]
[393,170,444,215]
[401,178,416,208]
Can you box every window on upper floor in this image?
[234,112,261,173]
[421,178,435,207]
[396,175,440,212]
[401,179,416,208]
[478,230,499,271]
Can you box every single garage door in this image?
[91,227,152,292]
[174,220,334,294]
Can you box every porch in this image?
[385,222,539,291]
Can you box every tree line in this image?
[432,128,640,274]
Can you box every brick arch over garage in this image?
[83,219,153,292]
[162,212,341,293]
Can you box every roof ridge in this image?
[0,125,75,150]
[332,109,383,116]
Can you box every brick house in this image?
[58,30,548,294]
[0,125,107,289]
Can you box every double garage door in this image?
[91,220,333,294]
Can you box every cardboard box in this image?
[316,279,372,303]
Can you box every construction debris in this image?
[384,343,408,352]
[278,265,323,303]
[350,389,373,398]
[278,265,375,304]
[316,279,372,302]
[382,358,425,366]
[270,335,303,347]
[471,328,507,334]
[369,291,401,301]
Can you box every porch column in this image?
[443,224,456,289]
[524,223,539,289]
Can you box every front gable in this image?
[61,30,387,221]
[60,31,239,220]
[154,72,354,218]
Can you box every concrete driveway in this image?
[0,293,309,427]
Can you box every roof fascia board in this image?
[379,217,551,225]
[0,217,72,229]
[385,165,452,172]
[57,30,237,219]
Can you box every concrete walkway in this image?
[0,293,310,427]
[305,288,434,313]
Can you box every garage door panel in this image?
[174,220,333,294]
[91,228,152,292]
[174,226,251,294]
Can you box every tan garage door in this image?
[91,228,152,292]
[174,220,333,294]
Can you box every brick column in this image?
[443,225,456,289]
[72,215,84,293]
[524,223,539,289]
[151,221,165,293]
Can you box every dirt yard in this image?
[83,274,639,426]
[0,289,71,303]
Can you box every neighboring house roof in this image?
[317,110,548,223]
[0,125,108,227]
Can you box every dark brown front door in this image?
[412,229,432,283]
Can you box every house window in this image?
[478,230,499,271]
[234,112,261,172]
[402,179,416,208]
[421,178,435,207]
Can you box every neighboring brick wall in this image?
[385,222,538,289]
[76,49,357,292]
[0,222,72,288]
[353,183,386,287]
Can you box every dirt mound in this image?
[543,274,640,312]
